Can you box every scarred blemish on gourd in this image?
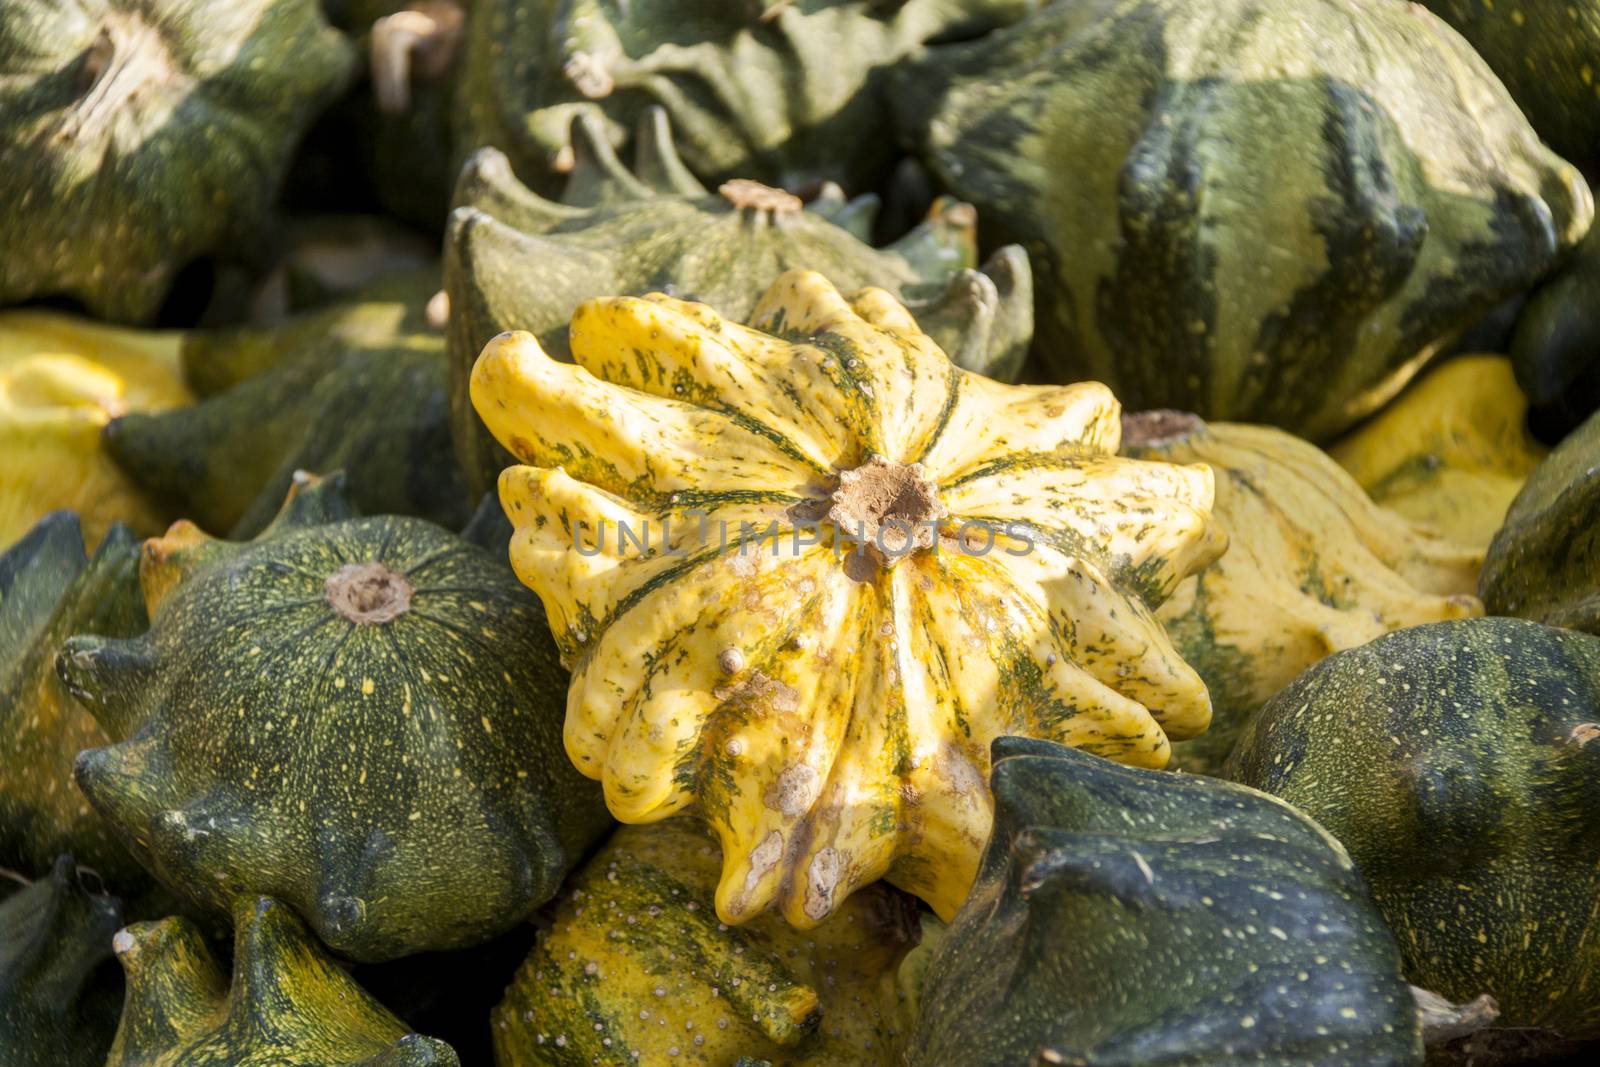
[325,562,414,624]
[763,764,818,816]
[712,670,799,714]
[804,848,843,921]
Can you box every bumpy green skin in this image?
[446,110,1033,493]
[1511,209,1600,433]
[894,0,1594,441]
[59,474,611,963]
[453,0,1030,197]
[0,855,124,1067]
[911,736,1421,1066]
[0,0,354,323]
[1,513,148,886]
[1227,619,1600,1048]
[1418,1,1600,167]
[107,895,457,1066]
[105,271,473,540]
[1481,412,1600,634]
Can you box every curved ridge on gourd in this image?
[471,268,1224,926]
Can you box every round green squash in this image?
[909,736,1422,1066]
[0,0,355,323]
[452,0,1031,198]
[1480,410,1600,635]
[1417,1,1600,168]
[58,472,611,962]
[1227,618,1600,1056]
[104,270,474,540]
[445,108,1033,494]
[106,895,457,1066]
[1510,207,1600,439]
[0,855,125,1067]
[492,818,919,1066]
[892,0,1594,442]
[1,512,147,887]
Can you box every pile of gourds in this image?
[4,2,1600,1065]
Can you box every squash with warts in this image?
[1122,412,1483,776]
[1,512,149,886]
[0,0,354,322]
[105,895,458,1065]
[104,271,473,539]
[59,473,610,962]
[453,0,1032,198]
[1329,357,1545,551]
[909,737,1421,1066]
[1228,618,1600,1057]
[891,0,1593,441]
[492,818,917,1065]
[0,855,125,1067]
[471,269,1224,926]
[1480,410,1600,635]
[447,110,1032,494]
[1,312,190,550]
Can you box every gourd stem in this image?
[1120,409,1203,449]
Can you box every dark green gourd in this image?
[452,0,1032,197]
[0,855,125,1067]
[1,512,148,886]
[58,473,610,963]
[104,271,474,540]
[1510,211,1600,438]
[0,0,354,322]
[892,0,1593,441]
[105,895,458,1066]
[445,108,1033,494]
[1480,411,1600,635]
[1228,619,1600,1058]
[910,736,1421,1066]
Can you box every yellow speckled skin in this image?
[492,819,917,1066]
[1330,356,1547,550]
[1124,416,1483,776]
[472,270,1225,925]
[0,312,189,550]
[106,896,457,1066]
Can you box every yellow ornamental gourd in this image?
[1329,356,1546,549]
[471,269,1225,927]
[1121,413,1483,776]
[0,313,190,549]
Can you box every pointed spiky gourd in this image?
[1,312,190,549]
[471,269,1224,926]
[493,819,917,1066]
[911,737,1421,1066]
[1,512,149,885]
[1330,356,1546,551]
[104,271,472,540]
[106,895,457,1066]
[0,0,354,323]
[1228,619,1600,1053]
[892,0,1593,441]
[0,855,125,1067]
[446,110,1033,494]
[59,473,610,962]
[1121,412,1483,775]
[453,0,1030,196]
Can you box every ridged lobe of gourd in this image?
[471,269,1224,925]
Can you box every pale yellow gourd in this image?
[0,312,189,548]
[471,269,1224,926]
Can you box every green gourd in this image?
[1480,410,1600,635]
[104,271,473,539]
[1,512,147,886]
[452,0,1032,197]
[1510,207,1600,438]
[59,473,610,962]
[106,895,457,1065]
[892,0,1593,441]
[0,855,125,1067]
[0,0,354,322]
[1228,619,1600,1060]
[446,108,1033,494]
[910,736,1422,1066]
